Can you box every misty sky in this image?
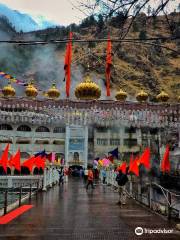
[0,0,179,25]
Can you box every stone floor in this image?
[0,178,179,240]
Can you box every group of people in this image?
[57,165,129,206]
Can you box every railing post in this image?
[43,168,47,191]
[148,183,153,209]
[49,167,52,187]
[29,184,32,201]
[37,181,39,191]
[4,190,8,215]
[138,182,141,202]
[129,176,132,195]
[167,191,172,220]
[19,186,22,207]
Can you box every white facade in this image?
[0,123,179,170]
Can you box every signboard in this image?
[69,138,84,151]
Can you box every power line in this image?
[0,36,179,45]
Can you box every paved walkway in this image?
[0,178,179,240]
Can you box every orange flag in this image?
[22,156,35,172]
[0,143,9,173]
[34,156,46,170]
[117,162,127,174]
[129,156,139,176]
[139,147,151,170]
[106,34,112,96]
[64,32,73,98]
[161,145,170,173]
[8,149,21,172]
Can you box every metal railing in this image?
[0,179,42,216]
[0,167,60,215]
[104,170,180,220]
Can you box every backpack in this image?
[116,173,128,186]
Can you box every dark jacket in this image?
[116,171,128,186]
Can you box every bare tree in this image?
[75,0,178,39]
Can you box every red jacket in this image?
[88,170,94,181]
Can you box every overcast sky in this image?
[0,0,85,25]
[0,0,179,25]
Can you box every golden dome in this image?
[47,83,60,99]
[75,75,101,100]
[25,82,38,98]
[2,82,15,97]
[115,89,127,101]
[178,96,180,102]
[156,90,169,102]
[136,89,148,102]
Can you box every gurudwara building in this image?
[0,76,180,171]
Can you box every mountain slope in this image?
[0,3,57,32]
[0,12,179,101]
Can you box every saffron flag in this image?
[64,32,73,97]
[139,147,151,170]
[117,162,127,174]
[8,149,21,172]
[106,34,112,96]
[0,143,10,173]
[129,156,139,176]
[22,156,35,172]
[161,145,170,173]
[34,156,46,170]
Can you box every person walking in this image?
[115,169,129,205]
[57,167,64,185]
[84,168,88,185]
[86,168,94,190]
[101,168,107,184]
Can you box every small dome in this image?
[2,83,16,97]
[115,89,127,101]
[156,90,169,102]
[25,82,38,98]
[75,75,101,100]
[47,83,60,99]
[136,89,148,102]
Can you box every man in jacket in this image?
[86,169,94,190]
[116,169,129,205]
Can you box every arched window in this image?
[0,124,13,130]
[53,127,65,133]
[36,126,50,132]
[17,125,31,132]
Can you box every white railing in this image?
[0,167,60,190]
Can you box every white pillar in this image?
[84,125,88,168]
[65,125,70,166]
[49,167,52,187]
[42,168,47,191]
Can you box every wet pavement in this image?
[0,178,179,240]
